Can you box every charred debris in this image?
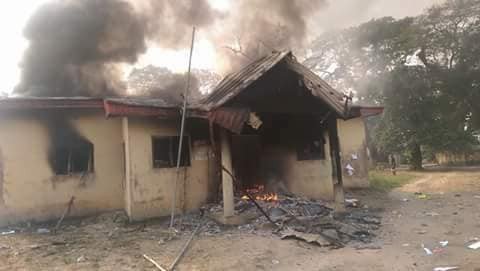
[3,192,381,250]
[201,191,381,249]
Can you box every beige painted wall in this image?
[124,117,211,221]
[259,132,334,200]
[337,117,369,188]
[0,110,359,225]
[0,110,124,226]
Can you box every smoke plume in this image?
[16,0,145,96]
[216,0,327,71]
[15,0,327,97]
[135,0,221,49]
[15,0,218,97]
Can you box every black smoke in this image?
[15,0,327,97]
[16,0,146,96]
[216,0,327,72]
[15,0,218,97]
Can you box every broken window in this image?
[297,136,326,161]
[152,136,191,168]
[53,143,94,175]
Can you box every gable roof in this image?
[200,51,348,118]
[200,51,290,109]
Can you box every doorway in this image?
[231,135,262,190]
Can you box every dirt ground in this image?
[1,167,480,271]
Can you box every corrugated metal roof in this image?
[284,56,346,117]
[0,96,201,110]
[0,97,103,109]
[200,51,348,118]
[103,97,183,118]
[104,97,180,108]
[200,51,291,110]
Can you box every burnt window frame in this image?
[296,135,326,161]
[53,143,94,175]
[151,136,191,168]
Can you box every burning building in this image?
[0,51,382,225]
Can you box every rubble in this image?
[345,198,360,208]
[0,194,381,254]
[280,228,333,247]
[36,228,50,234]
[201,193,381,248]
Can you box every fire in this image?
[255,193,278,201]
[241,185,278,202]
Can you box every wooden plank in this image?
[143,254,168,271]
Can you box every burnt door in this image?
[231,135,261,190]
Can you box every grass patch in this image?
[369,170,416,191]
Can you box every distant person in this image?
[389,154,397,175]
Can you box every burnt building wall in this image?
[258,131,334,200]
[0,110,124,226]
[234,114,335,200]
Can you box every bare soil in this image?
[1,168,480,271]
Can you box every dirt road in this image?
[1,168,479,270]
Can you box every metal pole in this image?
[170,27,196,228]
[168,223,202,270]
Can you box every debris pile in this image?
[201,194,382,248]
[0,196,381,252]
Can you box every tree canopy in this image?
[305,0,480,168]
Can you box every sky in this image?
[314,0,445,32]
[0,0,443,94]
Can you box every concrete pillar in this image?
[121,117,133,219]
[220,129,235,218]
[328,116,346,212]
[334,184,346,212]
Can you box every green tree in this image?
[305,0,480,169]
[375,67,441,170]
[417,0,480,132]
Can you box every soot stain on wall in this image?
[42,111,95,187]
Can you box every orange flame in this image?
[241,185,278,202]
[255,193,278,202]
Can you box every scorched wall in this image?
[0,110,124,226]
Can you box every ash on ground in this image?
[178,193,381,248]
[1,194,381,250]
